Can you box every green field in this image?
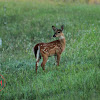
[0,0,100,100]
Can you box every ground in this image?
[0,0,100,100]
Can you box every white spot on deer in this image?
[59,36,65,40]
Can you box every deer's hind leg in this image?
[35,52,41,73]
[35,58,41,73]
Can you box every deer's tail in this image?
[34,44,41,61]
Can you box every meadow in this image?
[0,0,100,100]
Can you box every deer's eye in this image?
[58,31,60,33]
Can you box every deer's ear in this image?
[52,26,57,31]
[61,25,64,31]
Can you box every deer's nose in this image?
[53,34,56,37]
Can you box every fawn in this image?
[34,25,66,73]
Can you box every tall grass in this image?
[0,0,100,100]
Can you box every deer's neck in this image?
[59,34,66,51]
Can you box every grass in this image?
[0,0,100,100]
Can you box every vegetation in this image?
[0,0,100,100]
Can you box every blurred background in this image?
[0,0,100,100]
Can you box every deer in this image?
[34,25,66,73]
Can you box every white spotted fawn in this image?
[34,25,66,73]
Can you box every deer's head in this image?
[52,25,64,38]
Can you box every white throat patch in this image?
[59,36,65,40]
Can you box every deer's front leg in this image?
[57,54,61,66]
[41,56,48,71]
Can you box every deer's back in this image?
[34,40,63,57]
